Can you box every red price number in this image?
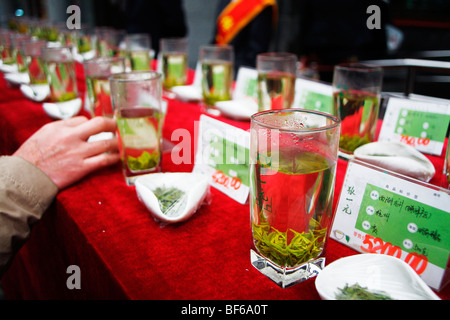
[400,134,430,147]
[360,234,428,275]
[212,170,242,190]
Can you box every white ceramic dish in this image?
[315,254,441,300]
[4,72,30,86]
[214,98,258,121]
[20,84,50,102]
[354,141,435,182]
[171,85,203,102]
[43,97,82,119]
[0,63,18,73]
[135,172,209,224]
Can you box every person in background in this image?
[125,0,188,57]
[0,116,120,278]
[212,0,278,75]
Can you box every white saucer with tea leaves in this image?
[135,172,210,224]
[315,253,440,300]
[0,63,18,73]
[215,97,258,121]
[43,97,82,119]
[4,72,29,86]
[171,85,203,102]
[20,84,50,102]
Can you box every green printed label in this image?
[355,184,450,269]
[245,78,257,98]
[208,133,249,186]
[395,108,450,142]
[298,90,333,114]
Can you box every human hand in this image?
[13,116,120,189]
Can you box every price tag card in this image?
[293,78,334,115]
[233,67,258,100]
[378,97,450,155]
[193,115,250,204]
[331,159,450,290]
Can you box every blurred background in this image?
[1,0,449,98]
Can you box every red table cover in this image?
[0,63,448,300]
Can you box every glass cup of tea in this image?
[96,27,125,57]
[249,108,340,288]
[21,39,47,85]
[0,30,14,65]
[83,56,126,117]
[199,45,234,108]
[332,63,383,155]
[109,71,163,185]
[44,22,61,42]
[75,27,94,56]
[10,33,30,72]
[95,27,114,57]
[159,37,188,90]
[41,46,78,103]
[125,33,151,71]
[256,52,297,112]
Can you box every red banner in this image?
[216,0,278,45]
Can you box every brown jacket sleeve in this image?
[0,156,58,277]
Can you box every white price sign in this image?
[331,159,450,290]
[193,115,250,204]
[378,97,450,155]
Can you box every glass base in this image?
[124,175,140,186]
[204,106,221,116]
[250,249,325,288]
[124,170,159,186]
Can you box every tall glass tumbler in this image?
[44,22,62,42]
[250,109,340,288]
[257,52,297,112]
[125,33,151,71]
[332,63,383,154]
[96,28,125,57]
[83,56,126,117]
[22,39,47,85]
[0,31,14,65]
[10,33,30,72]
[199,45,234,107]
[160,37,188,90]
[109,71,163,185]
[95,27,114,57]
[75,27,94,55]
[41,46,78,102]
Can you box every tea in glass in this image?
[22,39,47,84]
[160,37,188,90]
[42,46,78,102]
[250,109,340,288]
[109,71,163,185]
[332,63,383,154]
[84,56,126,117]
[257,52,297,111]
[199,45,234,107]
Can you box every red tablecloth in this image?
[0,63,448,300]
